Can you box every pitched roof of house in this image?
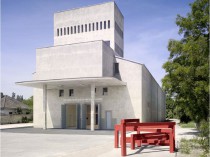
[1,95,30,110]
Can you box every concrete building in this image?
[16,2,165,131]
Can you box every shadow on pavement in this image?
[1,127,114,135]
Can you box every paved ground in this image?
[0,120,199,157]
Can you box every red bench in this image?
[114,119,176,156]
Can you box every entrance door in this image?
[86,104,99,129]
[106,111,112,129]
[66,104,77,128]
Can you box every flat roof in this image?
[16,77,126,89]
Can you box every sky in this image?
[1,0,195,99]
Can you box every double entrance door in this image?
[62,104,100,129]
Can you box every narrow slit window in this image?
[96,22,98,30]
[85,24,87,32]
[60,28,62,36]
[74,26,76,34]
[114,63,119,74]
[108,20,110,29]
[64,27,66,35]
[100,21,102,30]
[57,29,59,36]
[67,27,69,35]
[81,25,83,33]
[78,25,80,33]
[104,21,106,29]
[71,27,73,34]
[89,23,91,31]
[92,23,95,31]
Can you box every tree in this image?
[1,92,4,98]
[12,92,16,99]
[22,96,33,109]
[162,0,209,123]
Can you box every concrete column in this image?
[90,84,95,131]
[43,84,47,130]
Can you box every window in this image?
[78,25,80,33]
[59,90,64,97]
[89,23,91,31]
[81,25,83,33]
[92,23,95,31]
[96,22,98,30]
[60,28,62,36]
[85,24,87,32]
[114,63,119,74]
[95,88,97,93]
[74,26,76,34]
[67,27,69,35]
[64,27,66,35]
[57,29,59,36]
[104,21,106,29]
[108,20,110,29]
[69,89,74,97]
[100,21,102,30]
[103,88,108,95]
[9,112,13,115]
[71,27,73,34]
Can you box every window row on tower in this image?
[57,20,111,36]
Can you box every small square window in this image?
[59,90,64,97]
[103,88,108,95]
[69,89,74,97]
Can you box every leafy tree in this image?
[1,92,4,98]
[162,0,209,123]
[22,96,33,109]
[12,92,16,99]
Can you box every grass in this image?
[179,121,196,128]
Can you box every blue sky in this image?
[1,0,195,99]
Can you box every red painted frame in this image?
[114,119,176,156]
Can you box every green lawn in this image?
[179,121,196,128]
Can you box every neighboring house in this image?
[0,95,30,115]
[0,95,32,124]
[16,2,166,130]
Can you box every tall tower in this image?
[53,2,124,57]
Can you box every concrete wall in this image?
[33,58,165,129]
[53,2,124,57]
[35,41,104,80]
[54,2,115,50]
[0,114,32,124]
[141,65,165,122]
[114,4,124,57]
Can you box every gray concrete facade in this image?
[16,2,165,130]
